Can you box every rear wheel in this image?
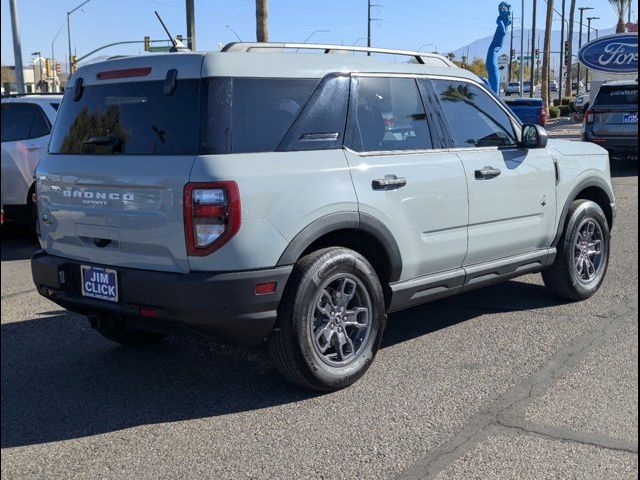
[268,247,386,391]
[91,316,167,346]
[543,200,610,301]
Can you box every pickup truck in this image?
[504,98,547,126]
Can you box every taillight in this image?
[184,181,240,256]
[584,109,594,124]
[540,107,547,126]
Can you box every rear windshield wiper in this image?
[82,135,120,146]
[82,135,123,152]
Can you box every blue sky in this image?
[1,0,633,67]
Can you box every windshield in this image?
[49,79,201,155]
[594,86,638,107]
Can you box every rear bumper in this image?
[582,134,638,158]
[31,251,292,347]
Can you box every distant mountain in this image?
[452,26,616,62]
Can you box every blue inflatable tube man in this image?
[486,2,512,95]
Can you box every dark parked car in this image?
[582,80,638,160]
[504,98,547,126]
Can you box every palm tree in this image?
[256,0,269,42]
[565,0,577,97]
[608,0,630,33]
[541,0,554,110]
[446,52,456,62]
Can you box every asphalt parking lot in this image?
[1,121,637,479]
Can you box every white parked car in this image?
[1,94,61,225]
[505,81,520,96]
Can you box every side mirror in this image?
[520,124,548,149]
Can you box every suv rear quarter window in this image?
[202,77,319,154]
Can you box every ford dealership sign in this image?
[578,33,638,73]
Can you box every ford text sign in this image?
[578,33,638,74]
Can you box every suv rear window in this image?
[49,79,200,155]
[594,86,638,107]
[202,78,318,154]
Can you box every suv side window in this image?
[432,79,516,148]
[347,77,432,152]
[278,74,350,152]
[1,103,51,142]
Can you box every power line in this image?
[380,5,495,32]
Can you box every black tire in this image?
[93,317,167,346]
[542,200,610,301]
[268,247,386,391]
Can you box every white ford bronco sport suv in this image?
[31,43,615,391]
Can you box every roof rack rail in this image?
[1,92,64,98]
[221,42,456,67]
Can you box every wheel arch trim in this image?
[553,177,615,247]
[276,212,403,282]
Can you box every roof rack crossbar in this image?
[221,42,456,67]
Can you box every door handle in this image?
[25,145,41,152]
[475,166,502,180]
[372,175,407,190]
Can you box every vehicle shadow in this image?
[1,224,39,261]
[610,159,638,178]
[1,279,565,449]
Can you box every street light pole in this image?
[576,7,593,95]
[9,0,25,94]
[302,29,329,43]
[225,25,242,42]
[67,0,91,76]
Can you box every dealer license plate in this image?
[81,265,118,302]
[623,113,638,124]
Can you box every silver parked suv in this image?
[31,43,615,390]
[582,80,638,160]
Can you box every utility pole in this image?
[256,0,268,42]
[576,7,593,95]
[558,0,565,102]
[9,0,25,94]
[520,0,525,96]
[530,0,537,98]
[186,0,195,50]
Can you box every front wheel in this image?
[542,200,610,301]
[268,248,386,391]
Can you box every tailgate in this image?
[592,108,638,137]
[37,155,195,273]
[36,56,204,273]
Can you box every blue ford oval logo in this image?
[578,33,638,73]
